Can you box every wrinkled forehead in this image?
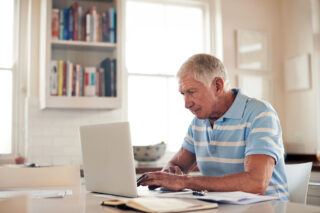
[178,75,203,92]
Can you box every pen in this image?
[192,190,207,196]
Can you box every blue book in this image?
[63,8,69,40]
[100,58,112,97]
[109,8,116,43]
[68,8,74,40]
[111,59,116,96]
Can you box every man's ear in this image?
[212,77,224,94]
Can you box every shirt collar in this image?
[216,88,248,122]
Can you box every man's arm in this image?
[162,147,197,174]
[137,154,275,194]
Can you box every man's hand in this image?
[162,165,184,175]
[137,171,187,191]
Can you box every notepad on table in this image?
[101,197,218,213]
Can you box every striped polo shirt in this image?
[182,89,289,200]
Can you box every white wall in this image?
[221,0,285,130]
[281,0,320,154]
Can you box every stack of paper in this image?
[155,191,277,205]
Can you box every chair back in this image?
[285,162,312,204]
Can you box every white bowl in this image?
[133,142,166,162]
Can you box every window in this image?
[0,0,17,156]
[125,0,210,151]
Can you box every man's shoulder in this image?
[244,97,277,119]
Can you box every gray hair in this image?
[177,54,230,88]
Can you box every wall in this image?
[25,0,126,165]
[221,0,285,131]
[281,0,320,154]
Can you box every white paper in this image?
[0,189,72,199]
[154,191,276,205]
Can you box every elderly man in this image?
[137,54,288,200]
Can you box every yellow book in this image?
[58,60,64,96]
[101,197,218,213]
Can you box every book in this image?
[50,61,58,96]
[101,197,218,213]
[58,60,64,96]
[59,9,64,40]
[111,59,116,96]
[51,9,59,40]
[72,2,79,40]
[63,8,69,40]
[68,8,74,40]
[100,58,112,96]
[84,66,96,96]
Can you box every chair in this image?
[285,162,312,204]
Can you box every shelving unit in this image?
[39,0,124,109]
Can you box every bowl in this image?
[133,142,166,162]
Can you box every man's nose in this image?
[184,96,193,109]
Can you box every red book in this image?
[51,9,59,40]
[73,2,79,40]
[62,61,67,96]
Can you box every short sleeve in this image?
[182,120,195,153]
[245,110,285,164]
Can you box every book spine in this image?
[84,67,96,96]
[80,65,84,96]
[58,60,63,96]
[109,7,116,43]
[67,62,73,97]
[111,59,117,96]
[51,9,59,40]
[95,69,100,96]
[101,12,107,42]
[90,7,94,42]
[99,68,105,97]
[59,9,64,40]
[86,12,91,41]
[63,8,69,40]
[78,6,82,41]
[62,61,67,95]
[104,58,112,96]
[93,8,97,42]
[68,8,74,40]
[73,2,78,40]
[50,61,58,96]
[72,64,77,96]
[75,64,80,96]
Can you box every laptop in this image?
[80,122,139,197]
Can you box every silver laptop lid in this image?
[80,122,138,197]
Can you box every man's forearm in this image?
[184,171,269,195]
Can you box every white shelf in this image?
[39,0,124,110]
[51,40,116,51]
[43,96,121,109]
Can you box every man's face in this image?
[179,75,221,120]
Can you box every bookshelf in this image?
[39,0,124,109]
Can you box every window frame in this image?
[125,0,214,151]
[0,0,21,162]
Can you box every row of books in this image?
[50,58,117,97]
[51,2,116,43]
